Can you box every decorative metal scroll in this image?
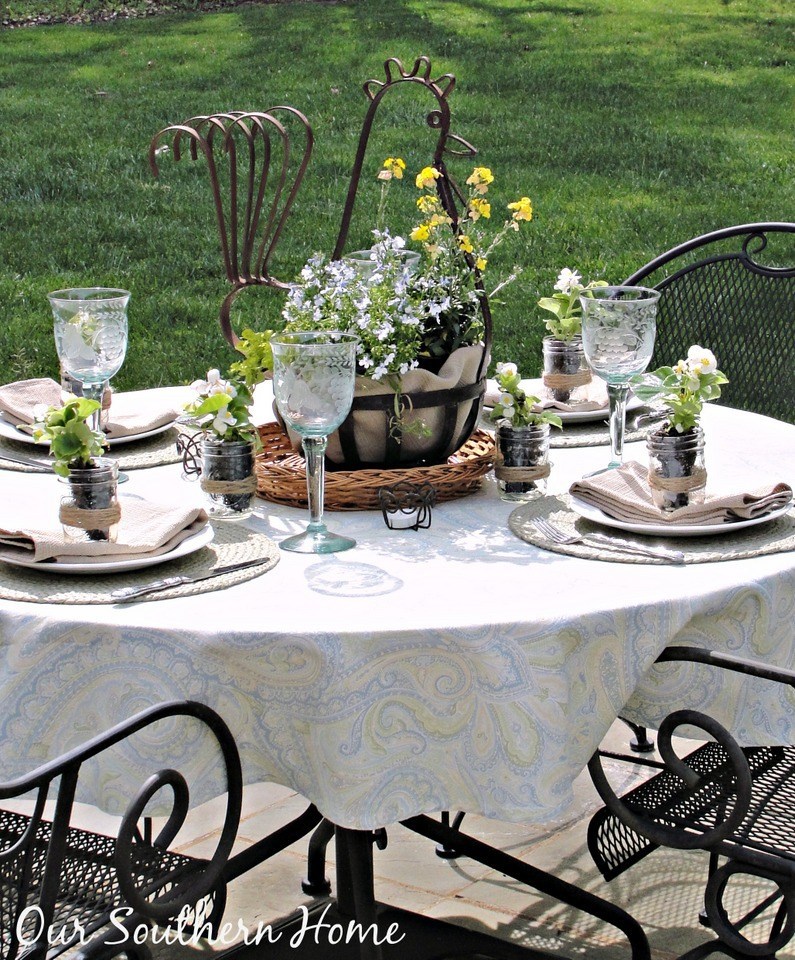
[333,56,492,384]
[149,109,314,347]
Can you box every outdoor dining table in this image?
[0,388,793,957]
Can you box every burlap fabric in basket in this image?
[282,346,485,467]
[256,423,495,511]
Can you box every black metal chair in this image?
[624,222,795,424]
[0,700,242,960]
[588,646,795,959]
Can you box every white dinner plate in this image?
[1,523,214,575]
[569,496,793,538]
[0,416,177,448]
[485,378,643,424]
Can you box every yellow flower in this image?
[468,197,491,221]
[416,194,440,213]
[416,166,441,189]
[466,167,494,194]
[508,196,533,222]
[457,234,474,254]
[476,257,488,271]
[411,223,431,243]
[429,212,452,228]
[383,157,406,180]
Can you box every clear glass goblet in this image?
[49,287,130,434]
[580,285,660,472]
[271,331,359,554]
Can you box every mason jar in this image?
[647,425,707,511]
[494,422,551,502]
[542,336,592,406]
[59,458,120,543]
[200,438,257,520]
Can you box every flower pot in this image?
[542,336,592,405]
[59,458,121,542]
[647,425,707,511]
[200,438,257,520]
[494,422,551,502]
[319,344,487,469]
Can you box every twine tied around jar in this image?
[59,502,122,529]
[200,475,258,495]
[494,461,551,482]
[542,370,592,390]
[647,467,708,494]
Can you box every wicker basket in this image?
[255,422,495,511]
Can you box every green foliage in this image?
[32,396,105,475]
[229,328,274,389]
[0,0,792,390]
[182,369,259,443]
[537,270,610,342]
[490,362,562,429]
[631,347,729,434]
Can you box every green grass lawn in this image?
[0,0,792,389]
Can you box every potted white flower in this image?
[490,361,562,501]
[33,396,120,541]
[183,369,259,520]
[631,345,729,510]
[537,268,608,405]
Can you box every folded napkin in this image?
[0,497,209,564]
[484,377,608,413]
[569,461,793,526]
[0,379,180,440]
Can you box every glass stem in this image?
[302,436,328,535]
[607,382,629,468]
[82,380,107,434]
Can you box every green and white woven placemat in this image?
[509,494,795,564]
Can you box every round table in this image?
[0,397,793,830]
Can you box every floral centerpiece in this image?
[631,345,728,510]
[537,267,608,406]
[33,397,120,541]
[236,158,534,468]
[183,368,259,519]
[489,361,561,501]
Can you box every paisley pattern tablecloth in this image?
[0,400,793,829]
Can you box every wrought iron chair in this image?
[624,222,795,424]
[588,646,795,959]
[0,700,241,960]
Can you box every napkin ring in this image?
[378,482,436,531]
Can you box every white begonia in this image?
[211,406,236,435]
[496,361,518,377]
[687,345,717,374]
[554,268,582,295]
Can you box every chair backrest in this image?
[149,109,314,347]
[624,223,795,423]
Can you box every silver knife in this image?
[585,531,686,564]
[0,450,54,471]
[110,557,270,602]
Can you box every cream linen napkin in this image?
[569,461,793,526]
[484,377,608,413]
[0,379,180,439]
[0,498,209,564]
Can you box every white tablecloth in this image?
[0,392,793,829]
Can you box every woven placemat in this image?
[256,423,495,511]
[0,427,183,473]
[509,494,795,565]
[0,522,278,604]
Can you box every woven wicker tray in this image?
[255,423,495,511]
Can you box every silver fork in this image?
[531,516,686,564]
